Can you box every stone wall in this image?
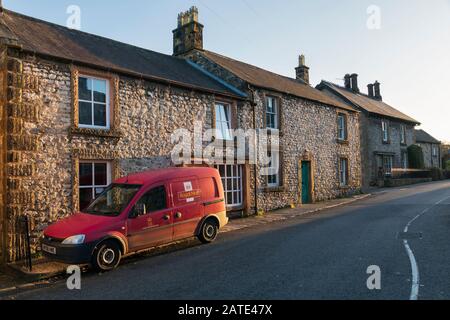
[252,90,361,212]
[183,51,362,212]
[365,115,415,183]
[417,142,441,169]
[3,49,254,261]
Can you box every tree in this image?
[407,145,425,169]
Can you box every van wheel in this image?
[92,240,121,272]
[198,219,219,244]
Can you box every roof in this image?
[0,9,246,99]
[318,81,419,124]
[201,51,355,111]
[415,129,440,144]
[114,167,219,186]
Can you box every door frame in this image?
[298,151,315,205]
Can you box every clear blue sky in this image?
[5,0,450,141]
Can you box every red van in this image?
[41,167,228,271]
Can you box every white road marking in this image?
[403,195,450,300]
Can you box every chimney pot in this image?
[295,54,310,84]
[344,74,351,89]
[374,81,382,100]
[173,6,203,56]
[350,73,359,93]
[367,83,374,98]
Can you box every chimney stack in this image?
[367,83,374,98]
[295,54,310,84]
[172,7,203,56]
[374,81,382,100]
[350,73,359,93]
[344,74,351,90]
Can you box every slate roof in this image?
[201,50,354,111]
[415,129,440,144]
[318,81,419,124]
[0,9,246,99]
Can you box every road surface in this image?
[4,180,450,300]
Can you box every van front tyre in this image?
[92,240,121,272]
[198,219,219,244]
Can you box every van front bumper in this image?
[41,238,97,264]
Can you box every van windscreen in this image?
[84,184,141,217]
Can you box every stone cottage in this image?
[0,6,362,262]
[415,129,441,169]
[0,8,253,262]
[317,75,420,187]
[174,7,362,212]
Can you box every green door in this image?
[301,161,311,204]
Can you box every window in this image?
[383,156,393,176]
[215,103,232,140]
[135,186,167,215]
[401,152,408,169]
[266,96,279,129]
[79,161,111,210]
[382,120,389,142]
[337,113,347,141]
[216,165,243,208]
[78,76,110,129]
[339,158,349,186]
[400,125,406,144]
[84,184,140,217]
[267,151,280,187]
[432,146,438,157]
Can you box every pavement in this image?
[1,180,450,299]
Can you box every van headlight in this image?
[62,235,85,245]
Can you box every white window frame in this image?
[266,96,279,130]
[432,145,438,157]
[267,151,280,188]
[401,152,408,169]
[215,103,232,141]
[338,114,347,140]
[79,161,112,208]
[400,125,406,144]
[339,158,348,187]
[382,120,389,142]
[215,164,243,208]
[78,75,110,130]
[383,155,393,176]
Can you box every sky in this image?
[4,0,450,142]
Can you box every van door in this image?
[171,178,203,240]
[127,185,173,251]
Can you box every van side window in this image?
[136,186,167,215]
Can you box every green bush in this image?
[407,145,425,169]
[430,167,444,181]
[445,160,450,171]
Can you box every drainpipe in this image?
[248,84,258,216]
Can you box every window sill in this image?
[261,186,285,193]
[382,141,391,145]
[339,185,351,190]
[70,127,122,139]
[337,139,349,145]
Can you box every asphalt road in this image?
[4,180,450,300]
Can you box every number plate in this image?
[42,244,56,255]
